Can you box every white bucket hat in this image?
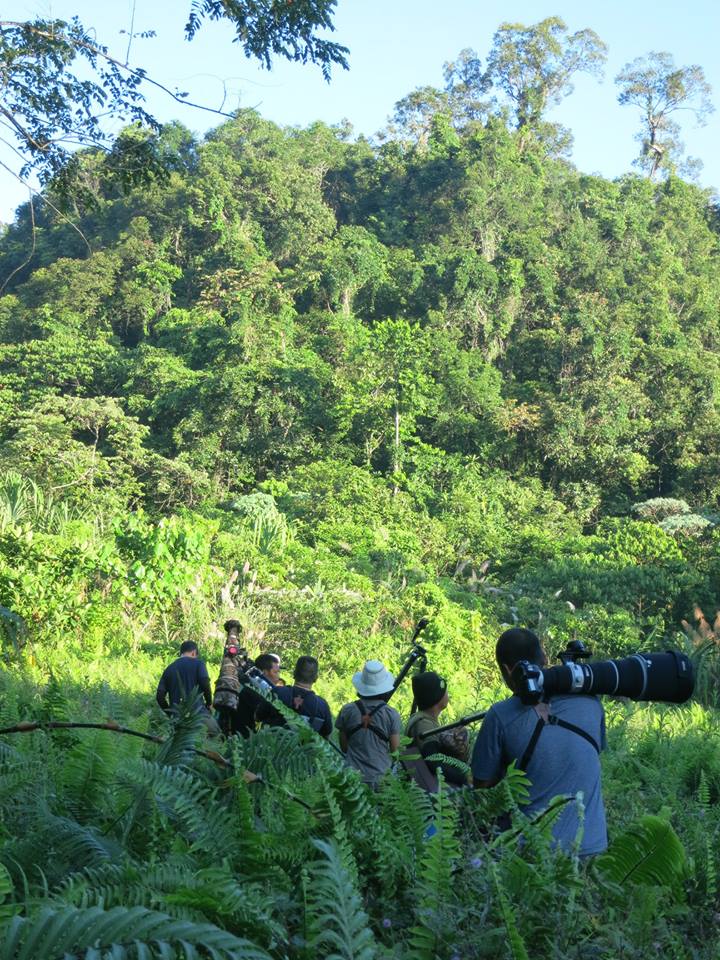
[352,659,395,697]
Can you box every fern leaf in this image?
[0,863,16,922]
[120,760,242,864]
[0,904,272,959]
[489,859,530,960]
[408,777,461,960]
[155,694,207,767]
[306,840,377,960]
[597,814,687,900]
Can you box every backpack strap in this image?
[345,700,390,744]
[518,707,600,773]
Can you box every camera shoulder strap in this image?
[518,707,600,772]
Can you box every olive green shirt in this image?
[405,711,438,743]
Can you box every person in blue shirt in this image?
[264,655,333,738]
[471,627,607,856]
[156,640,220,735]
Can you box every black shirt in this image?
[258,685,332,737]
[156,656,212,710]
[275,685,333,737]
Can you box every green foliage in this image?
[0,904,272,959]
[0,27,719,958]
[597,814,687,901]
[306,840,377,960]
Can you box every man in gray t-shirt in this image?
[471,628,608,856]
[336,660,402,787]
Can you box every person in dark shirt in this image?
[226,650,284,738]
[255,653,282,688]
[262,655,332,738]
[405,672,470,788]
[156,640,220,734]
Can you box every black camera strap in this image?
[518,709,600,772]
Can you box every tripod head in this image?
[391,618,430,695]
[558,640,593,665]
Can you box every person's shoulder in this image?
[276,686,293,704]
[336,700,358,726]
[552,694,604,715]
[385,703,401,723]
[406,711,433,735]
[486,695,521,720]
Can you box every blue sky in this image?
[1,0,719,222]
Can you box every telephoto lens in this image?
[513,650,694,705]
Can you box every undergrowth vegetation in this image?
[0,675,718,959]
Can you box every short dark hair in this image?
[180,640,198,655]
[255,653,280,672]
[495,628,544,671]
[294,655,318,684]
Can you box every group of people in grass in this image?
[156,625,607,856]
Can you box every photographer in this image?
[264,656,333,738]
[255,653,283,688]
[472,628,607,856]
[406,672,470,787]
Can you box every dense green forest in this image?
[1,11,720,957]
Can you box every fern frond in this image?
[120,760,241,864]
[38,673,71,723]
[240,725,318,781]
[56,859,282,944]
[306,840,377,960]
[155,692,208,767]
[0,904,272,959]
[0,862,16,922]
[408,777,462,960]
[598,814,687,900]
[376,772,433,891]
[61,729,117,818]
[489,858,531,960]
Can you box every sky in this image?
[1,0,719,223]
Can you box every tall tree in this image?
[485,17,606,141]
[0,2,347,194]
[615,52,714,179]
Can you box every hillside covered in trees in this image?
[1,12,720,958]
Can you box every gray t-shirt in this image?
[471,694,607,856]
[336,699,402,786]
